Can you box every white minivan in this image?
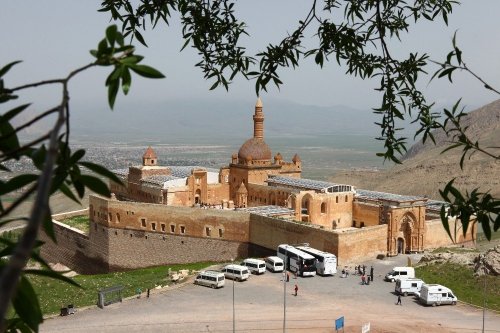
[265,256,284,272]
[242,258,266,274]
[395,278,425,296]
[419,284,457,306]
[194,270,225,289]
[385,266,415,282]
[223,264,250,281]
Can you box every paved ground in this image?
[40,254,500,333]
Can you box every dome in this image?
[238,138,272,161]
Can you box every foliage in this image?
[99,0,500,240]
[0,25,164,332]
[1,0,500,331]
[29,262,215,316]
[416,263,500,312]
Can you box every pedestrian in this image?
[358,265,362,275]
[282,271,286,281]
[136,288,141,299]
[370,266,374,282]
[361,274,366,285]
[287,272,290,282]
[294,284,298,296]
[147,288,150,298]
[396,295,402,305]
[362,265,366,275]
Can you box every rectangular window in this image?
[151,222,156,231]
[161,224,166,232]
[141,218,146,227]
[180,226,186,234]
[170,225,175,233]
[206,227,211,237]
[219,228,223,238]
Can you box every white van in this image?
[419,284,458,306]
[385,267,415,282]
[223,264,250,281]
[194,271,225,289]
[242,258,266,274]
[265,256,284,272]
[395,278,425,296]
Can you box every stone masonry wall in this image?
[335,225,388,265]
[425,218,476,249]
[39,220,109,274]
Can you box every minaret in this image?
[253,97,264,139]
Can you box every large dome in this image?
[238,138,272,161]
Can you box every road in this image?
[40,254,500,333]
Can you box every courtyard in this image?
[40,254,500,333]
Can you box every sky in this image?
[1,1,500,123]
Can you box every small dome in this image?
[143,146,157,159]
[292,153,301,163]
[238,138,272,161]
[274,152,283,160]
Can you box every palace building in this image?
[41,99,475,274]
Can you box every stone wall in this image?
[425,218,476,249]
[39,220,109,274]
[353,202,380,227]
[335,225,388,264]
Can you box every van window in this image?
[400,271,407,275]
[259,264,265,268]
[442,293,447,297]
[411,283,417,287]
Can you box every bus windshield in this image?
[302,258,316,271]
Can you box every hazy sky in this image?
[1,1,500,116]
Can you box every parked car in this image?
[419,284,458,306]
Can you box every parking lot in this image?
[41,254,500,333]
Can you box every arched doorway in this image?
[399,213,416,253]
[397,237,405,254]
[194,189,201,204]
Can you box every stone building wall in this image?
[335,225,388,264]
[425,218,476,248]
[352,202,380,227]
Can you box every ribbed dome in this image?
[238,138,272,161]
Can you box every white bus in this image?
[277,244,317,277]
[296,245,337,276]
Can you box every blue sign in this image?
[335,316,344,330]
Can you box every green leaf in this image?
[106,25,118,46]
[12,276,43,332]
[0,60,22,78]
[24,269,81,288]
[43,209,56,243]
[0,117,21,154]
[128,64,165,79]
[80,175,111,197]
[79,161,123,185]
[134,30,148,47]
[121,67,131,95]
[0,174,38,196]
[70,149,86,164]
[1,103,30,122]
[107,78,119,109]
[59,183,81,205]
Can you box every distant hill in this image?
[331,99,500,200]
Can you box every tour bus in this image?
[265,256,284,272]
[223,264,250,281]
[194,270,225,289]
[296,245,337,276]
[277,244,317,277]
[242,258,266,274]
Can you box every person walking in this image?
[370,266,374,282]
[396,295,402,305]
[361,274,366,285]
[287,272,290,282]
[294,284,298,296]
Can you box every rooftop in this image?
[355,189,426,203]
[267,175,353,193]
[236,205,295,217]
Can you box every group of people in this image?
[354,265,374,285]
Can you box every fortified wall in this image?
[40,197,473,274]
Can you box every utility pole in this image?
[283,246,287,333]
